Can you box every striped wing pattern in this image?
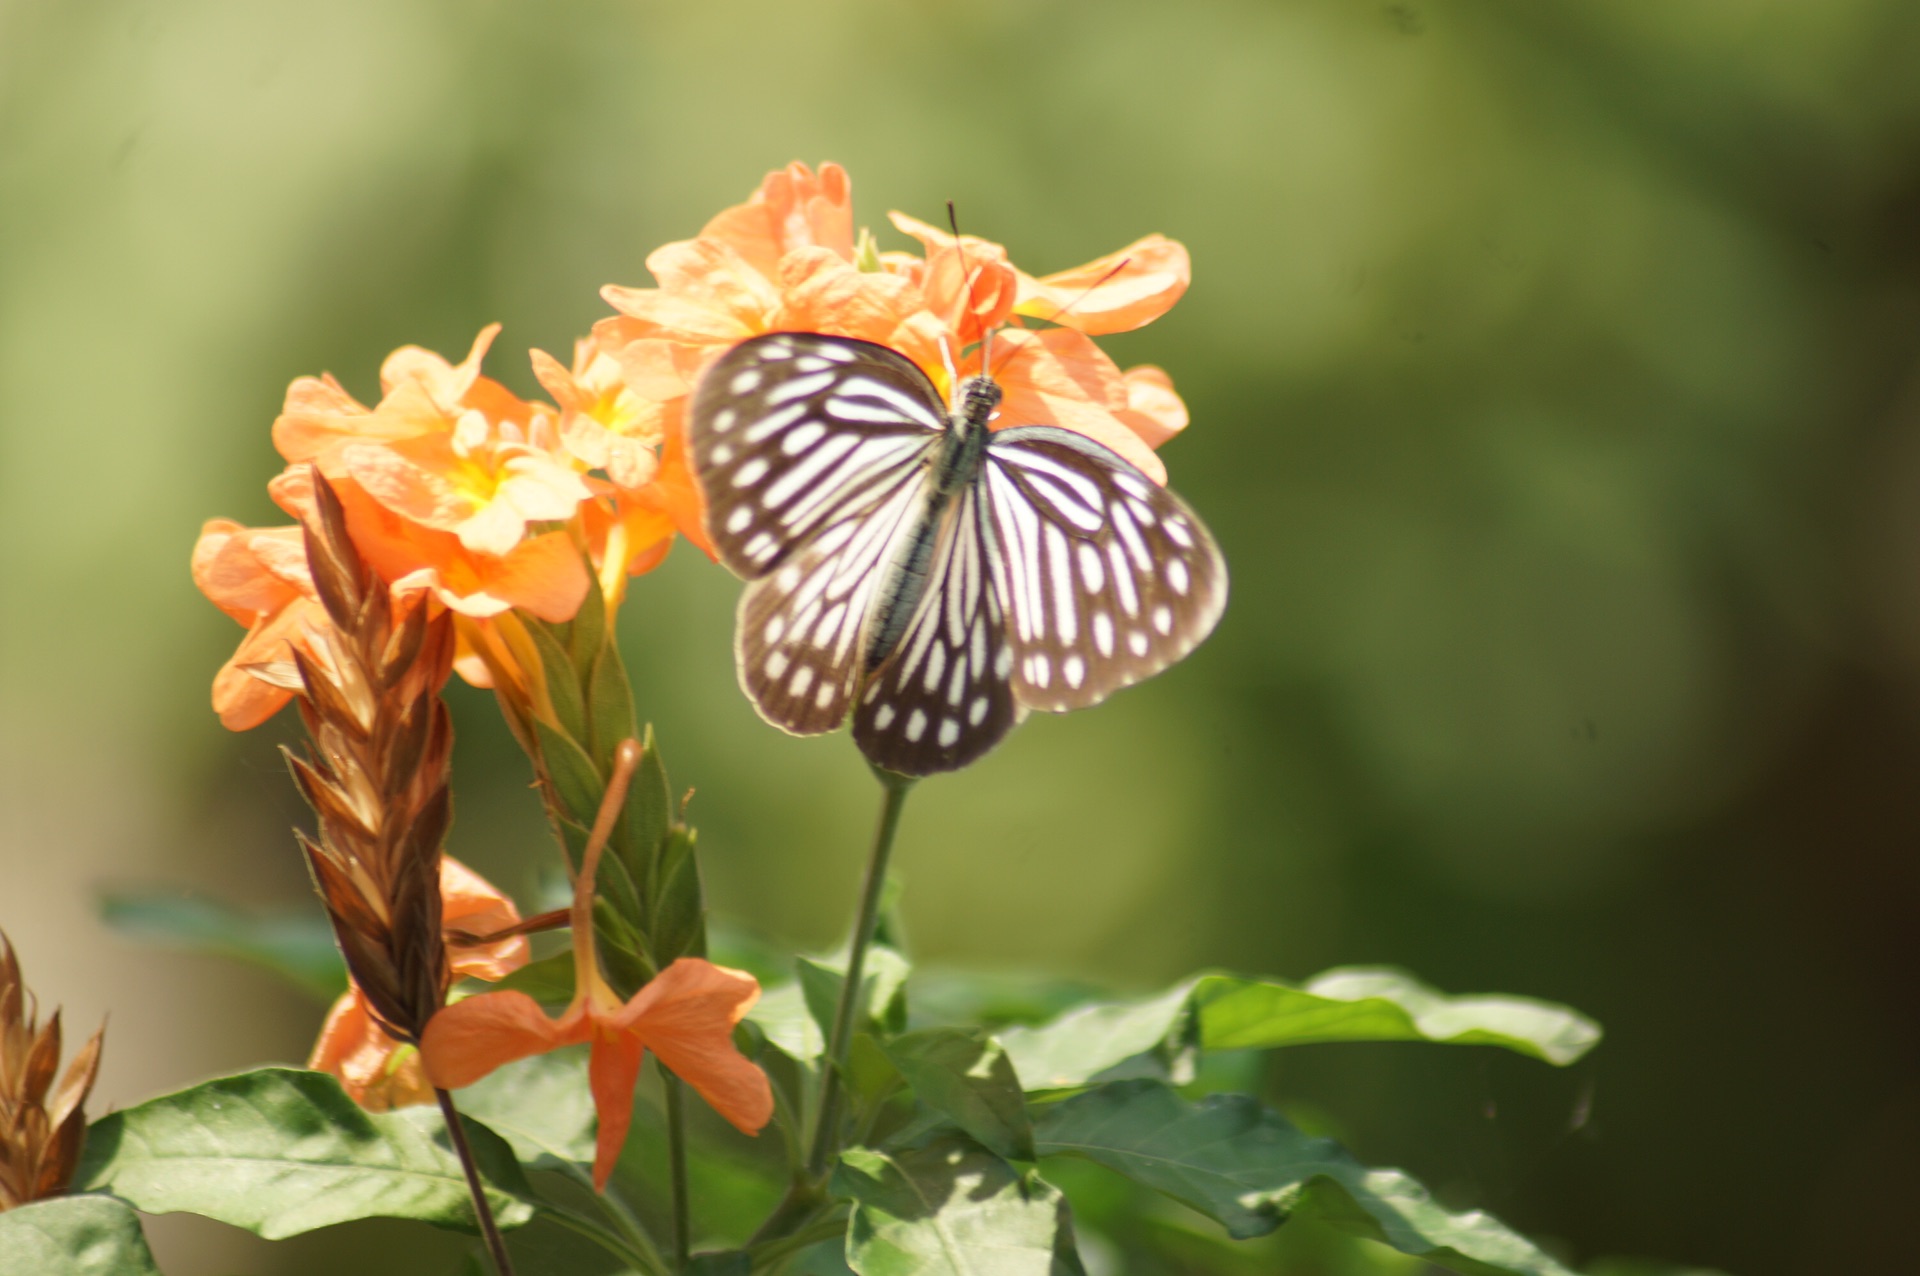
[851,484,1021,774]
[689,332,1228,776]
[690,334,947,738]
[689,333,943,580]
[982,427,1228,714]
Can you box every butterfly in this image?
[688,331,1227,776]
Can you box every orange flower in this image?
[422,742,771,1189]
[269,434,591,625]
[191,518,327,729]
[310,856,531,1112]
[592,161,1195,496]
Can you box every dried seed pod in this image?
[284,470,456,1045]
[0,932,104,1212]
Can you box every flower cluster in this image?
[593,161,1192,483]
[193,326,709,730]
[189,158,1196,1198]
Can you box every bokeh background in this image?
[5,2,1919,1273]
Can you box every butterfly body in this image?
[690,332,1225,776]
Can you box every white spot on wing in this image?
[782,421,827,455]
[875,703,895,729]
[1093,612,1114,657]
[905,708,927,742]
[937,719,960,748]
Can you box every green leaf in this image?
[651,825,708,964]
[98,888,345,1001]
[76,1067,534,1238]
[567,568,608,670]
[748,981,826,1065]
[907,969,1110,1031]
[533,720,605,834]
[1194,968,1601,1066]
[687,1251,752,1276]
[630,722,673,879]
[996,984,1195,1091]
[998,969,1600,1092]
[800,946,912,1048]
[0,1196,162,1276]
[882,1029,1034,1161]
[586,644,640,777]
[488,949,576,1006]
[1033,1080,1573,1276]
[456,1047,596,1170]
[526,620,589,745]
[833,1137,1085,1276]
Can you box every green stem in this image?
[747,1213,850,1271]
[539,1203,660,1274]
[546,1160,667,1274]
[664,1069,692,1271]
[435,1087,518,1276]
[804,769,915,1180]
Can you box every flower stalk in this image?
[804,768,915,1180]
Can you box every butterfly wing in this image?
[851,482,1021,775]
[689,332,947,579]
[689,333,949,736]
[980,426,1227,712]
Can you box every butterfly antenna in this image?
[993,255,1134,381]
[946,200,987,357]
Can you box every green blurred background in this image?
[4,1,1919,1273]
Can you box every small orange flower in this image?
[591,161,1195,499]
[422,742,771,1189]
[310,856,531,1112]
[191,519,327,729]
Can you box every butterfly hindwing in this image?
[981,426,1227,713]
[733,464,933,735]
[852,484,1021,774]
[689,332,946,580]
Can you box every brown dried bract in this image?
[0,933,104,1212]
[285,469,455,1046]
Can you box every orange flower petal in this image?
[700,160,855,280]
[420,992,584,1091]
[309,991,436,1112]
[991,329,1168,484]
[441,857,530,982]
[642,238,782,326]
[1115,364,1189,450]
[612,958,772,1137]
[273,469,591,622]
[776,247,919,345]
[587,1032,647,1190]
[192,520,309,622]
[1013,234,1190,335]
[210,597,328,729]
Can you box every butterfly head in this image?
[953,372,1002,434]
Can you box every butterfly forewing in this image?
[981,426,1227,713]
[852,484,1021,773]
[689,333,946,580]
